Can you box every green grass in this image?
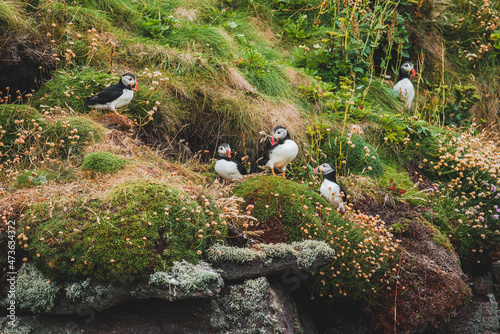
[0,1,28,31]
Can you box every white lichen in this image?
[292,240,335,269]
[211,277,286,333]
[0,319,32,334]
[65,278,91,302]
[206,243,266,264]
[12,263,60,313]
[149,260,223,293]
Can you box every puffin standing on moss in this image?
[314,163,348,214]
[84,73,139,116]
[393,61,416,110]
[215,143,248,182]
[258,126,298,178]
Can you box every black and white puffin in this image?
[393,61,415,110]
[314,163,348,214]
[258,126,299,178]
[215,143,248,182]
[85,73,139,115]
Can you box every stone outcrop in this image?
[0,241,331,333]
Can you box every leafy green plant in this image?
[282,15,312,42]
[237,49,269,76]
[16,169,56,188]
[141,13,178,39]
[443,84,480,126]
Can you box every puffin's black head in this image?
[313,163,335,176]
[400,62,415,77]
[271,126,290,145]
[121,73,139,91]
[217,143,231,158]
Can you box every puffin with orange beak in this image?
[85,73,139,116]
[314,163,348,214]
[393,61,416,110]
[258,126,298,178]
[215,143,248,182]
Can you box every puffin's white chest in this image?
[93,89,134,111]
[320,179,345,211]
[215,159,243,182]
[393,78,415,109]
[266,140,299,169]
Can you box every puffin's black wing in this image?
[339,184,349,205]
[258,142,280,167]
[236,161,248,175]
[85,83,123,105]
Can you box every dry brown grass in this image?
[223,64,256,92]
[259,100,306,141]
[471,82,500,143]
[0,128,209,215]
[285,67,311,89]
[175,7,198,22]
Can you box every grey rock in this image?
[437,294,499,334]
[472,273,494,296]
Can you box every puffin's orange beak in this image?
[227,150,231,158]
[133,83,139,91]
[271,137,276,145]
[411,68,416,76]
[313,166,321,174]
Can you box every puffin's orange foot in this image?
[271,169,277,177]
[282,171,286,178]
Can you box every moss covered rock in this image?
[81,151,127,174]
[233,176,345,242]
[20,180,227,281]
[234,176,399,303]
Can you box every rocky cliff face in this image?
[1,225,489,334]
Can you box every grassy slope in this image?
[0,0,499,325]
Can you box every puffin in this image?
[258,126,299,178]
[393,61,415,110]
[215,143,248,182]
[314,163,348,214]
[85,73,138,115]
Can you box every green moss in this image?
[81,151,127,174]
[20,180,227,281]
[391,222,408,234]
